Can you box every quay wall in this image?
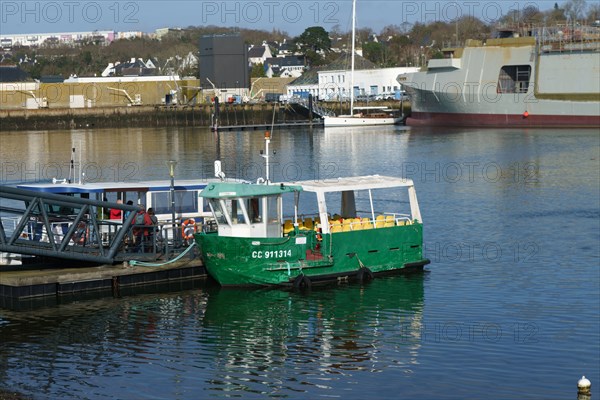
[0,103,301,131]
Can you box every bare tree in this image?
[564,0,587,21]
[521,5,544,23]
[587,3,600,21]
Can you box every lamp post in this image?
[167,160,178,246]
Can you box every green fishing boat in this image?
[194,134,429,288]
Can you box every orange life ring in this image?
[181,218,197,240]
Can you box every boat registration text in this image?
[252,250,293,259]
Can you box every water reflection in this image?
[0,286,211,399]
[202,275,424,394]
[0,126,417,185]
[0,275,424,399]
[321,125,412,177]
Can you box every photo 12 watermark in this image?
[399,321,539,344]
[400,161,540,185]
[0,161,140,184]
[0,1,342,28]
[197,1,340,26]
[1,1,140,25]
[1,81,158,108]
[403,80,540,105]
[201,161,342,183]
[424,241,540,264]
[396,1,547,24]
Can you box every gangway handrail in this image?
[0,186,139,264]
[289,96,336,117]
[0,186,139,210]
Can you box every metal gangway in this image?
[0,186,167,264]
[289,96,336,118]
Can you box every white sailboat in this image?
[323,0,402,127]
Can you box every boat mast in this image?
[350,0,356,116]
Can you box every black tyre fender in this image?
[357,267,374,282]
[293,274,312,290]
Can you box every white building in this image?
[265,56,305,78]
[155,28,183,39]
[286,66,420,101]
[248,43,273,66]
[181,52,198,70]
[117,31,144,40]
[317,67,420,101]
[0,31,116,48]
[286,70,319,99]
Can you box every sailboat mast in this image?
[350,0,356,115]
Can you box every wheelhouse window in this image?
[208,198,249,226]
[266,196,279,223]
[497,65,531,93]
[247,197,261,223]
[208,199,228,225]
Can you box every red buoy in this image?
[523,111,529,118]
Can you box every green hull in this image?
[195,224,429,286]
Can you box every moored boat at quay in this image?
[194,132,429,287]
[322,0,403,127]
[398,25,600,127]
[2,172,244,267]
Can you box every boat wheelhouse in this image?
[195,175,429,287]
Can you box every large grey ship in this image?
[398,26,600,127]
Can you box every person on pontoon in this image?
[109,199,123,220]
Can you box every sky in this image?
[0,1,560,37]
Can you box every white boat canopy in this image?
[294,175,415,193]
[288,175,423,234]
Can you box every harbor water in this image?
[0,126,599,399]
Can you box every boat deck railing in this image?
[283,212,414,235]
